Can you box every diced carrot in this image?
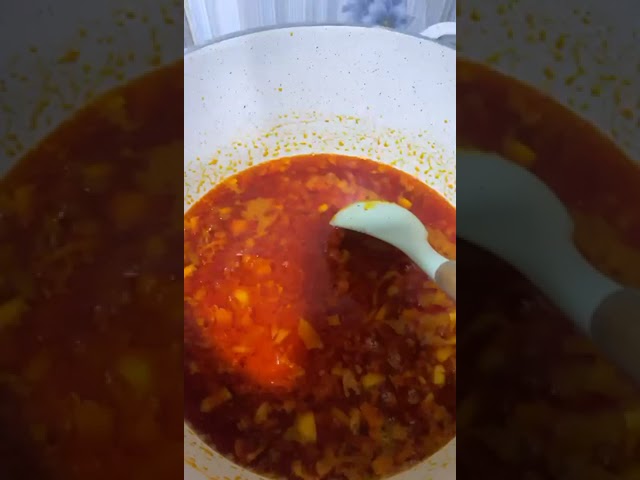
[184,264,196,278]
[317,203,329,213]
[231,219,248,235]
[360,403,384,430]
[233,288,249,305]
[213,306,233,326]
[185,216,199,232]
[254,259,272,276]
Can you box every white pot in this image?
[184,25,456,480]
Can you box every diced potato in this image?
[391,423,408,440]
[387,284,400,296]
[433,364,446,386]
[14,185,34,218]
[83,163,112,186]
[342,369,360,397]
[111,191,146,229]
[398,196,412,209]
[624,408,640,431]
[200,387,232,412]
[254,259,272,276]
[503,136,536,168]
[622,466,640,480]
[385,318,406,335]
[218,207,232,219]
[435,347,454,363]
[372,454,394,475]
[73,398,114,439]
[361,373,385,389]
[327,314,341,326]
[273,329,290,344]
[375,305,388,322]
[146,236,166,257]
[298,318,323,350]
[349,408,361,434]
[185,216,199,232]
[292,460,308,479]
[254,402,270,424]
[24,351,50,383]
[316,457,335,477]
[0,297,25,331]
[331,407,350,426]
[294,411,317,444]
[117,354,152,393]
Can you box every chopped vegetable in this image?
[361,373,385,389]
[432,365,446,386]
[117,354,152,393]
[200,387,232,412]
[0,297,25,331]
[298,318,323,350]
[294,411,317,444]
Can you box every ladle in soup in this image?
[457,149,640,384]
[330,200,456,301]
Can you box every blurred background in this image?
[184,0,456,50]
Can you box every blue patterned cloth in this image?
[342,0,410,29]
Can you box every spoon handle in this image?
[434,260,456,302]
[590,288,640,384]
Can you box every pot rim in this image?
[183,22,454,57]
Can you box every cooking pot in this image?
[184,24,456,480]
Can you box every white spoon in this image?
[458,149,640,383]
[330,201,456,301]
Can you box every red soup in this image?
[457,59,640,479]
[184,154,456,479]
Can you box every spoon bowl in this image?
[330,200,456,300]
